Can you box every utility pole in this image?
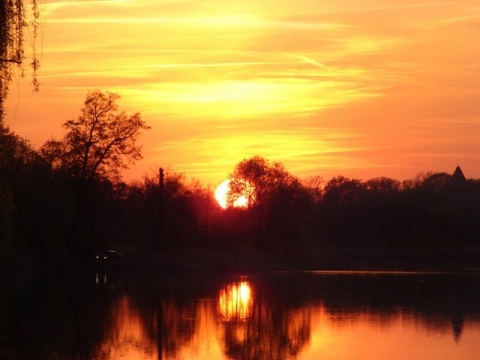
[158,168,164,246]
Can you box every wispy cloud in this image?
[6,0,480,183]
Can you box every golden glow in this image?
[95,294,156,359]
[218,281,253,321]
[5,1,480,184]
[215,180,249,209]
[87,285,480,360]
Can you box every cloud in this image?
[6,0,480,184]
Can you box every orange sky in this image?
[5,0,480,186]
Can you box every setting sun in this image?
[215,179,249,209]
[3,1,480,359]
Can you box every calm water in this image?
[1,270,480,359]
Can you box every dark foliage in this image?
[314,172,480,248]
[0,123,74,264]
[2,123,480,269]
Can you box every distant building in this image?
[451,166,466,183]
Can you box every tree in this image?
[228,156,297,208]
[43,90,150,189]
[0,177,13,259]
[315,176,367,246]
[228,156,312,251]
[421,172,451,192]
[1,0,40,120]
[322,176,365,207]
[132,170,217,249]
[0,122,73,263]
[41,90,149,254]
[365,177,400,194]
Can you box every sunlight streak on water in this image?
[217,280,253,322]
[3,272,480,359]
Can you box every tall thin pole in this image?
[158,168,164,245]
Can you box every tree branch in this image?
[0,58,22,64]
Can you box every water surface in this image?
[2,271,479,359]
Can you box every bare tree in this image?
[44,90,150,188]
[40,90,150,252]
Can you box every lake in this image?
[1,270,480,359]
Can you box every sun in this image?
[215,179,249,209]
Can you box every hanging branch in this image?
[30,0,40,91]
[0,58,22,63]
[1,0,41,119]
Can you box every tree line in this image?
[1,90,480,268]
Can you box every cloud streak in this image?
[5,0,480,183]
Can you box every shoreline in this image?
[3,246,480,276]
[92,246,480,273]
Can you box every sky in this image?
[4,0,480,186]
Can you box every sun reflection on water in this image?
[82,274,480,360]
[218,280,253,322]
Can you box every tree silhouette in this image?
[0,176,13,258]
[1,0,40,119]
[41,90,149,255]
[0,122,74,263]
[43,90,149,190]
[228,156,312,251]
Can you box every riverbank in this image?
[94,246,480,273]
[3,246,480,276]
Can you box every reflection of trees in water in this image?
[219,281,311,360]
[124,280,313,360]
[93,293,157,359]
[0,282,14,360]
[78,290,203,359]
[111,275,478,359]
[158,299,197,358]
[218,281,253,321]
[241,304,311,360]
[310,273,480,342]
[3,273,480,359]
[324,307,469,346]
[0,275,116,359]
[116,290,200,359]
